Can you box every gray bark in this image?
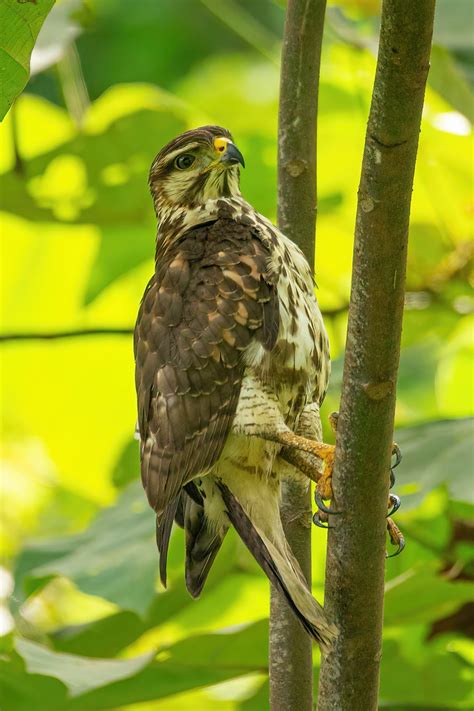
[269,1,327,709]
[317,1,436,709]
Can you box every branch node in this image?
[369,133,408,150]
[284,158,308,177]
[360,195,376,213]
[362,380,394,401]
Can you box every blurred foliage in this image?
[0,0,473,709]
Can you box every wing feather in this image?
[134,218,279,513]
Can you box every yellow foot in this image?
[271,417,337,524]
[387,516,405,557]
[313,447,337,518]
[272,430,335,483]
[314,413,405,554]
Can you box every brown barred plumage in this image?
[135,218,279,511]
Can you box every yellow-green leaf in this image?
[0,0,55,120]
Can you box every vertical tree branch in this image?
[269,1,327,709]
[317,2,436,710]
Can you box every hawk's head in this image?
[149,126,245,220]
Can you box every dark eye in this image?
[175,154,195,170]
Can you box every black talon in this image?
[389,468,396,489]
[314,491,342,515]
[313,511,332,529]
[387,494,401,517]
[386,533,406,558]
[389,445,402,489]
[392,444,402,469]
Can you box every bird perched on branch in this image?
[134,126,338,651]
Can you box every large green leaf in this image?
[51,533,240,658]
[13,482,157,615]
[430,46,474,122]
[384,567,474,626]
[394,418,473,509]
[380,637,473,709]
[16,638,153,697]
[0,0,55,120]
[110,437,140,489]
[0,650,68,711]
[8,622,473,711]
[84,225,153,305]
[2,622,268,711]
[53,609,147,658]
[433,0,474,53]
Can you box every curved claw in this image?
[391,444,402,469]
[389,445,402,489]
[313,511,332,529]
[314,490,342,515]
[386,533,406,558]
[387,493,401,517]
[389,468,396,489]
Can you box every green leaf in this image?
[384,567,474,626]
[0,650,68,711]
[394,418,474,508]
[111,437,140,489]
[380,637,473,709]
[68,622,268,710]
[430,46,474,122]
[433,0,474,52]
[85,226,152,305]
[52,610,146,658]
[6,623,268,711]
[0,0,55,120]
[14,482,157,615]
[164,619,268,670]
[239,679,270,710]
[15,638,154,697]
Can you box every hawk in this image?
[134,126,338,651]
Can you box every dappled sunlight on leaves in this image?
[28,154,96,221]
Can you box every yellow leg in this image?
[268,413,405,555]
[270,430,335,486]
[386,517,405,557]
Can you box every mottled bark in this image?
[269,1,327,709]
[317,2,436,710]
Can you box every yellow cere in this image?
[214,136,229,154]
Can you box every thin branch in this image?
[269,1,327,709]
[0,310,351,345]
[56,42,90,128]
[199,0,280,65]
[317,2,436,710]
[0,328,133,343]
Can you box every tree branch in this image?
[0,328,133,342]
[269,1,327,709]
[317,2,436,710]
[0,307,349,344]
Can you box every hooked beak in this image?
[221,142,245,168]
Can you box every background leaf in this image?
[0,0,55,120]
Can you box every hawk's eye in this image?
[175,153,195,170]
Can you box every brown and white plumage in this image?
[134,126,336,651]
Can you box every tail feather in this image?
[184,492,228,598]
[155,495,180,588]
[217,481,337,653]
[156,482,227,596]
